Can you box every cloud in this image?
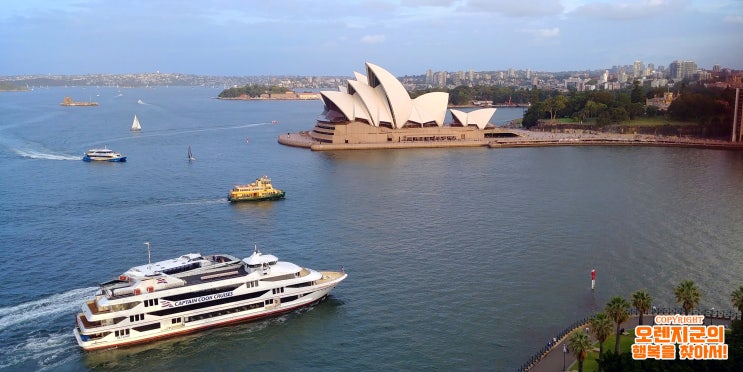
[401,0,456,6]
[573,0,685,20]
[463,0,564,17]
[723,15,743,24]
[536,27,560,38]
[360,34,386,44]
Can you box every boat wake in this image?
[0,287,97,331]
[88,122,274,146]
[11,148,81,161]
[0,287,98,370]
[0,330,78,371]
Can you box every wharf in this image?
[278,130,743,151]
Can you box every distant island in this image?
[60,96,99,106]
[0,82,28,92]
[218,84,320,100]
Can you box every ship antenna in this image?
[254,243,258,254]
[145,241,152,268]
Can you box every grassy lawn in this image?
[574,329,635,372]
[549,116,694,127]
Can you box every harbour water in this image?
[1,87,742,371]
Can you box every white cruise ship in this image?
[73,245,347,351]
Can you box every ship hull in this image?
[75,294,328,351]
[83,156,127,162]
[228,191,285,202]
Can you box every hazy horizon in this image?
[2,0,742,76]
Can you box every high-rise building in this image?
[600,70,609,84]
[669,60,698,80]
[633,60,644,78]
[437,71,447,87]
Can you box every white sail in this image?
[188,145,195,160]
[131,115,141,131]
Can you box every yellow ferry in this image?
[228,175,285,202]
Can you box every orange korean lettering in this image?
[669,325,687,343]
[635,325,653,343]
[688,326,706,343]
[647,344,662,359]
[706,344,728,360]
[706,325,725,344]
[679,344,695,360]
[653,325,671,343]
[632,344,647,360]
[660,344,676,360]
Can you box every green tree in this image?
[674,279,701,315]
[626,102,645,120]
[543,95,568,122]
[732,286,743,321]
[608,107,629,123]
[630,80,645,103]
[449,86,475,105]
[522,102,544,128]
[583,100,607,120]
[631,290,653,326]
[589,312,614,358]
[568,331,592,372]
[605,296,630,355]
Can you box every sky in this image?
[1,0,742,76]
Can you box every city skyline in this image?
[2,0,742,76]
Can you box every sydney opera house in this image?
[278,62,514,150]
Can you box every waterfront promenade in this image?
[278,129,743,151]
[522,309,738,371]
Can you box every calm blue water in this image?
[1,87,742,371]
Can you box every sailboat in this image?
[188,145,195,161]
[131,114,142,131]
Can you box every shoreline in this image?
[278,129,743,151]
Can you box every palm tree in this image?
[568,330,592,372]
[632,289,653,325]
[674,280,701,315]
[590,312,614,358]
[605,296,630,355]
[732,286,743,321]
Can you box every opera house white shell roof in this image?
[319,62,495,129]
[450,108,498,130]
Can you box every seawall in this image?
[278,131,743,151]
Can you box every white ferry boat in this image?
[73,244,347,351]
[82,145,126,162]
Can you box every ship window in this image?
[288,281,314,288]
[133,323,160,332]
[144,299,159,307]
[129,314,144,322]
[272,287,284,295]
[172,317,182,324]
[184,302,263,323]
[115,329,130,337]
